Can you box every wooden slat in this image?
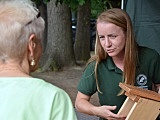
[118,97,135,116]
[125,92,140,102]
[119,83,160,101]
[125,98,160,120]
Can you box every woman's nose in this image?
[105,37,111,47]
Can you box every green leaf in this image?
[43,0,50,4]
[78,0,85,6]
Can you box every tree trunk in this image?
[40,0,76,71]
[37,3,48,51]
[74,0,91,62]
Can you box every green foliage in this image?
[78,0,85,5]
[91,0,106,19]
[65,0,79,11]
[43,0,50,4]
[32,0,119,14]
[91,0,121,19]
[55,0,86,11]
[32,0,120,14]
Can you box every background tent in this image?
[123,0,160,54]
[122,1,160,120]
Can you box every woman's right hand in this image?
[93,105,126,120]
[75,92,126,120]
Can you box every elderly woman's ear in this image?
[28,34,36,57]
[27,34,42,72]
[28,34,37,71]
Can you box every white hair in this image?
[0,0,45,61]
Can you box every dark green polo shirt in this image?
[77,46,160,119]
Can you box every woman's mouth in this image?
[106,49,114,53]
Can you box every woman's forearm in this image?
[75,98,98,116]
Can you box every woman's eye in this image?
[99,36,105,40]
[109,35,117,39]
[99,36,103,38]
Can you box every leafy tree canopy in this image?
[32,0,120,18]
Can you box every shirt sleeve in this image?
[77,62,97,96]
[152,51,160,84]
[51,89,77,120]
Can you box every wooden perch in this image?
[118,82,160,120]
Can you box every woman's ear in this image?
[28,34,36,56]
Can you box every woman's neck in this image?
[112,53,124,71]
[0,62,30,77]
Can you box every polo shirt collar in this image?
[106,57,123,74]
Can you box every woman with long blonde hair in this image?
[75,8,160,120]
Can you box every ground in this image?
[32,65,99,107]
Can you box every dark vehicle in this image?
[72,19,96,51]
[72,19,76,43]
[90,19,96,51]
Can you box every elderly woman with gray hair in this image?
[0,0,77,120]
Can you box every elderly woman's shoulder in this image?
[27,77,68,97]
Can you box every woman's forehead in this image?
[97,22,124,35]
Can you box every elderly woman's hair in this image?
[0,0,45,61]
